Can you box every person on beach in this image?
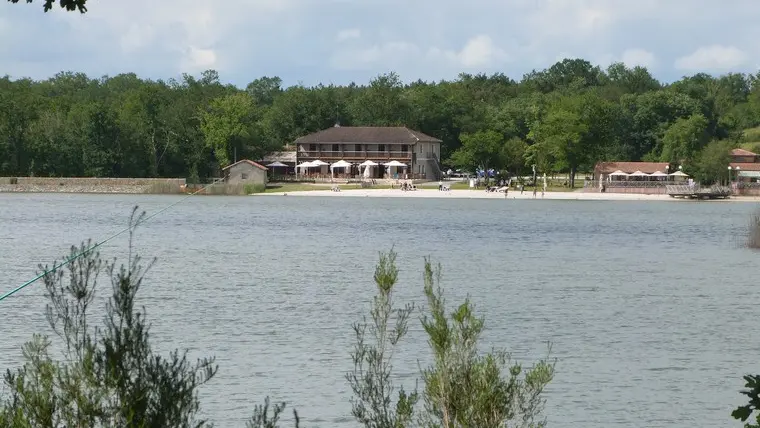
[533,187,537,198]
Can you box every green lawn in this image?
[263,182,394,193]
[263,182,332,193]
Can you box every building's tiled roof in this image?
[294,126,442,144]
[261,151,297,163]
[594,162,670,174]
[731,148,757,157]
[222,159,268,171]
[730,162,760,171]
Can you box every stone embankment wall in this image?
[0,177,187,194]
[735,187,760,196]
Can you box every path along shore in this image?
[258,188,760,202]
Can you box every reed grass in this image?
[748,208,760,249]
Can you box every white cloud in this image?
[3,0,760,86]
[331,34,509,76]
[336,28,361,42]
[180,46,218,73]
[428,35,508,68]
[674,45,748,71]
[518,0,629,42]
[37,0,298,75]
[621,48,656,68]
[330,41,420,70]
[119,23,156,53]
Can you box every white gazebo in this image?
[608,170,629,181]
[359,160,379,179]
[629,170,649,180]
[384,160,407,167]
[295,161,315,179]
[668,170,689,181]
[330,159,352,169]
[330,160,352,179]
[266,161,288,178]
[383,160,407,178]
[309,159,329,176]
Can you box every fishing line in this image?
[0,177,225,303]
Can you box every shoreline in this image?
[257,188,760,202]
[3,185,760,203]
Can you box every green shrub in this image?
[244,183,266,194]
[0,207,297,427]
[348,250,556,428]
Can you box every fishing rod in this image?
[0,177,226,303]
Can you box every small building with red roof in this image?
[222,159,268,186]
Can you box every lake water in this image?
[1,193,759,427]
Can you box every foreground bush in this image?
[733,375,760,428]
[0,208,293,427]
[347,250,555,428]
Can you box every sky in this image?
[2,0,760,88]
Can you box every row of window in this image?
[308,144,409,152]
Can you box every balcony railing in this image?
[298,151,412,160]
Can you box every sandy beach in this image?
[258,188,760,202]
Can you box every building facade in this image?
[729,148,760,182]
[222,159,268,186]
[293,125,443,180]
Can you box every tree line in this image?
[2,60,760,184]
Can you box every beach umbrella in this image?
[330,160,352,169]
[383,160,407,167]
[295,161,314,179]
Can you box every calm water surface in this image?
[1,193,759,427]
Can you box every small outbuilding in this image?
[222,159,268,186]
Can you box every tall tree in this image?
[659,113,710,164]
[201,92,267,169]
[450,130,504,178]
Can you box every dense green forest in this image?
[2,59,760,184]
